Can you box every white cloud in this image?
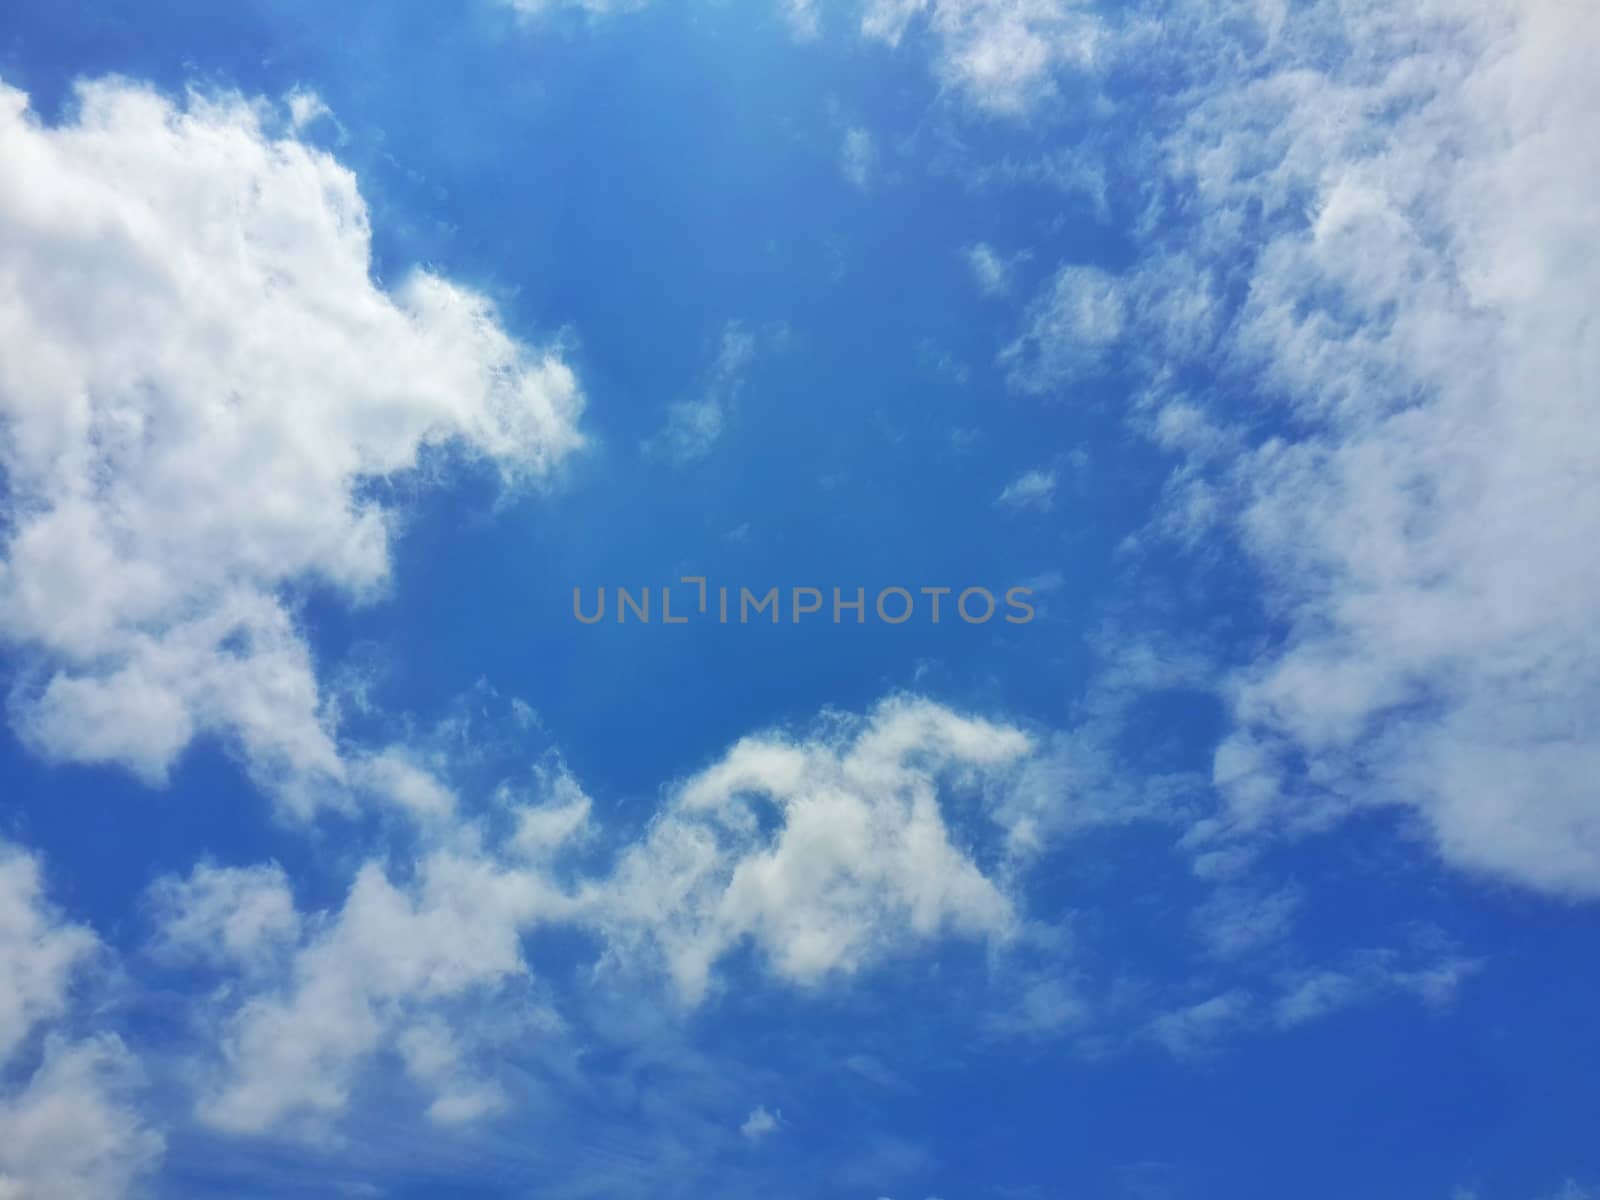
[587,696,1033,1004]
[781,0,822,41]
[1147,990,1251,1057]
[118,684,1484,1151]
[989,635,1214,858]
[984,974,1087,1038]
[352,746,462,824]
[501,0,651,17]
[964,241,1018,296]
[131,712,603,1140]
[1142,936,1474,1055]
[507,760,594,860]
[861,0,1102,115]
[643,322,758,465]
[1272,948,1477,1029]
[145,861,301,973]
[840,126,877,189]
[0,1035,163,1200]
[0,846,96,1061]
[139,695,1053,1142]
[512,0,1104,116]
[192,840,578,1135]
[0,78,585,813]
[396,1020,509,1126]
[1106,0,1600,897]
[1001,264,1123,394]
[995,467,1057,511]
[0,841,161,1199]
[1191,885,1299,961]
[284,88,329,131]
[740,1104,781,1141]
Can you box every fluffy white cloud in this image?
[124,723,606,1140]
[0,78,584,811]
[183,839,577,1134]
[145,861,301,973]
[587,697,1033,1004]
[127,696,1050,1143]
[0,1035,162,1200]
[0,846,96,1061]
[0,842,160,1198]
[131,686,1480,1150]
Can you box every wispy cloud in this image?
[964,241,1023,296]
[861,0,1103,115]
[995,467,1058,511]
[740,1105,782,1141]
[1109,0,1600,898]
[642,322,760,465]
[840,126,877,189]
[1001,265,1123,394]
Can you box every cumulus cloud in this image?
[124,684,1480,1151]
[0,1035,162,1200]
[0,78,585,812]
[587,696,1033,1004]
[0,846,96,1061]
[0,842,161,1198]
[122,706,606,1141]
[145,861,301,973]
[179,839,577,1134]
[146,696,1044,1139]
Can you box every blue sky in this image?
[1,1,1598,1197]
